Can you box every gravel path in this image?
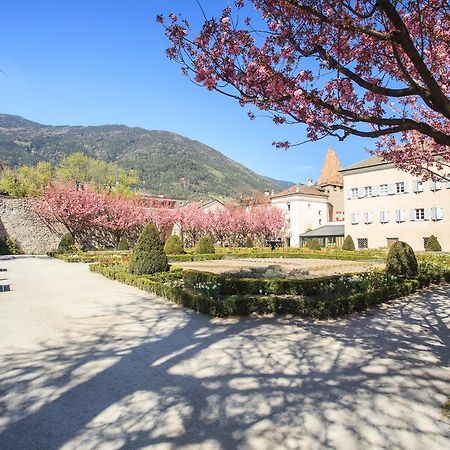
[0,256,449,449]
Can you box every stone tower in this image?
[317,148,345,222]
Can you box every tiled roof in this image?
[317,148,343,187]
[271,184,327,199]
[300,224,345,237]
[341,155,387,172]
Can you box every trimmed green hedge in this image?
[89,261,450,319]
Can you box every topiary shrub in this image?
[342,235,355,251]
[164,235,184,255]
[305,239,321,250]
[195,235,215,254]
[386,241,418,277]
[244,236,254,248]
[425,235,442,252]
[117,236,129,250]
[58,233,75,253]
[0,237,20,255]
[129,223,168,275]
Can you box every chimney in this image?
[307,178,313,187]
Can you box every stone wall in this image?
[0,196,66,254]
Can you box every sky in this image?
[0,0,371,184]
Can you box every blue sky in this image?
[0,0,371,183]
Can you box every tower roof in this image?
[317,148,343,187]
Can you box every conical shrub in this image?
[386,241,418,277]
[58,233,75,253]
[425,235,442,252]
[195,235,215,254]
[164,235,184,254]
[342,235,355,251]
[117,236,129,250]
[129,223,168,275]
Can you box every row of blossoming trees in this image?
[32,184,286,249]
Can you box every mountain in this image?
[262,176,295,191]
[0,113,294,200]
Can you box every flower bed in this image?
[89,260,450,319]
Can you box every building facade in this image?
[342,156,450,251]
[270,185,329,247]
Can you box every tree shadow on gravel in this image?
[0,286,449,449]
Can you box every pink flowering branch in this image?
[159,0,450,178]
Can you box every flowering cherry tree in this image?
[170,202,286,247]
[33,184,150,247]
[93,195,149,246]
[159,0,450,178]
[32,184,105,244]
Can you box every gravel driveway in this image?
[0,256,449,449]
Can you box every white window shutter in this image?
[355,212,360,224]
[368,212,373,223]
[372,185,379,196]
[430,181,436,191]
[385,211,390,223]
[424,208,431,220]
[347,189,352,200]
[388,184,396,195]
[431,207,437,220]
[413,180,418,193]
[418,182,424,192]
[400,209,406,222]
[409,209,415,221]
[437,207,443,220]
[358,188,365,198]
[436,181,442,190]
[395,209,400,222]
[403,181,409,193]
[447,176,450,189]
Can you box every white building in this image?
[341,156,450,251]
[270,185,329,247]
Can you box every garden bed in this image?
[89,260,450,319]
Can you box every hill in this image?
[0,114,294,200]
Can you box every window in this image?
[423,237,430,249]
[287,203,290,212]
[395,209,406,223]
[364,212,373,224]
[357,238,368,249]
[380,211,390,224]
[430,180,442,191]
[415,208,425,220]
[379,184,388,196]
[387,238,399,247]
[318,210,321,215]
[319,219,322,225]
[431,207,443,221]
[396,182,405,193]
[351,188,358,199]
[351,212,359,225]
[413,180,424,193]
[364,186,372,197]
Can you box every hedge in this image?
[89,261,450,319]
